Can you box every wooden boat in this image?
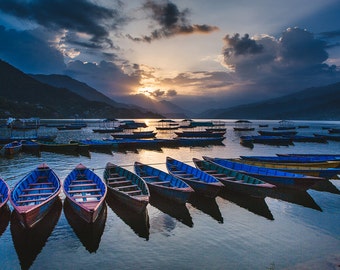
[166,156,223,198]
[20,140,40,153]
[37,141,79,154]
[286,135,327,143]
[0,135,56,145]
[240,135,293,146]
[103,162,149,213]
[233,120,255,131]
[92,127,124,133]
[0,177,10,209]
[193,158,275,198]
[63,164,107,223]
[9,163,61,228]
[111,131,157,139]
[237,155,340,179]
[0,141,22,157]
[314,133,340,141]
[328,128,340,134]
[134,162,194,204]
[119,120,147,129]
[258,130,297,136]
[240,155,340,166]
[205,127,227,132]
[156,119,179,130]
[174,130,225,138]
[204,157,324,190]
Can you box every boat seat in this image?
[126,190,142,195]
[71,179,93,184]
[172,170,186,174]
[107,176,126,181]
[143,176,159,179]
[37,176,48,180]
[17,197,48,204]
[109,173,120,177]
[19,192,52,198]
[72,194,102,199]
[107,180,131,185]
[29,182,53,186]
[218,177,236,181]
[151,181,170,185]
[118,184,138,190]
[68,183,97,188]
[23,187,55,192]
[175,173,193,177]
[68,188,101,194]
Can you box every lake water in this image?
[1,119,340,270]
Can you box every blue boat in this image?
[166,156,223,198]
[63,164,107,223]
[9,163,61,228]
[192,158,275,198]
[0,141,22,157]
[203,157,324,190]
[240,155,340,163]
[103,162,150,213]
[0,177,10,209]
[240,135,293,146]
[134,162,194,204]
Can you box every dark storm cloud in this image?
[222,27,340,96]
[166,89,177,96]
[223,33,264,58]
[0,0,125,48]
[0,26,65,73]
[150,89,165,97]
[127,0,218,42]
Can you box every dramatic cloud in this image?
[65,60,140,97]
[222,27,340,95]
[0,0,125,48]
[127,0,218,42]
[0,26,66,73]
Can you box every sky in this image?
[0,0,340,112]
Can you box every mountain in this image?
[202,82,340,120]
[31,74,124,108]
[0,59,162,119]
[115,94,192,118]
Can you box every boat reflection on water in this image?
[311,180,340,195]
[0,205,11,238]
[266,187,322,212]
[188,193,223,223]
[106,195,150,240]
[10,198,62,270]
[63,199,107,253]
[149,194,193,228]
[219,190,274,221]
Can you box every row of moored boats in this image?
[1,154,339,229]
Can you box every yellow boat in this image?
[231,158,340,178]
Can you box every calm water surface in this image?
[0,119,340,270]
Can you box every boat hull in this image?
[9,164,61,228]
[63,164,107,223]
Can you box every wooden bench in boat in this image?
[203,170,218,173]
[217,176,236,181]
[125,190,142,195]
[175,173,194,177]
[29,182,53,186]
[143,176,159,179]
[68,188,101,194]
[151,181,170,186]
[71,179,93,184]
[108,180,131,186]
[19,192,53,198]
[72,194,102,199]
[68,183,97,188]
[107,176,126,181]
[17,197,49,204]
[23,187,55,192]
[171,170,187,174]
[109,173,120,177]
[118,184,138,190]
